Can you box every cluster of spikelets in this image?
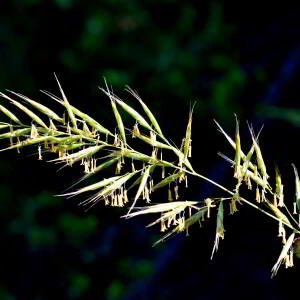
[0,75,299,277]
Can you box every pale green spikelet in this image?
[183,105,193,161]
[54,73,77,129]
[7,90,64,123]
[275,166,284,207]
[211,200,225,259]
[128,165,151,214]
[151,171,185,192]
[248,124,269,186]
[0,100,23,125]
[292,164,300,212]
[271,233,295,278]
[125,86,163,136]
[234,114,242,179]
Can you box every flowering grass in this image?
[0,75,300,277]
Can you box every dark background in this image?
[0,1,299,299]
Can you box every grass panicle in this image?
[0,76,299,277]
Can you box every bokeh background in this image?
[1,1,300,299]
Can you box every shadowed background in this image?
[0,1,299,299]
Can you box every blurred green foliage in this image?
[58,214,98,246]
[106,280,125,300]
[118,258,154,279]
[0,287,15,300]
[0,0,252,124]
[258,104,300,127]
[68,271,91,298]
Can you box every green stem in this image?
[191,171,234,196]
[186,170,300,234]
[239,197,300,234]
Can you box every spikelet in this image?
[124,201,198,220]
[103,81,126,145]
[183,106,193,161]
[231,192,240,213]
[125,86,163,135]
[214,119,256,172]
[7,90,64,123]
[151,171,184,192]
[241,143,255,176]
[0,101,22,125]
[152,207,208,246]
[234,115,242,179]
[54,74,77,129]
[248,124,269,187]
[127,165,151,214]
[292,164,300,214]
[271,233,295,278]
[267,202,291,227]
[211,201,225,259]
[275,166,284,207]
[101,88,153,131]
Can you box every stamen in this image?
[256,186,261,203]
[168,187,173,201]
[293,202,297,214]
[38,146,42,160]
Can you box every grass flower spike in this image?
[0,75,299,277]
